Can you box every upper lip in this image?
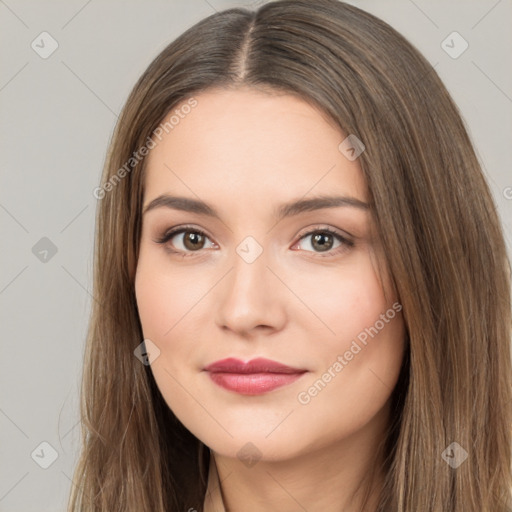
[204,357,306,374]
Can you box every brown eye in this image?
[310,232,334,252]
[180,230,205,250]
[155,226,215,254]
[294,227,354,258]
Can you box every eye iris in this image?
[183,231,205,251]
[312,232,333,252]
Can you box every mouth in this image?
[203,357,308,395]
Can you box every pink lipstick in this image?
[204,357,307,395]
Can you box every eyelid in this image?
[295,224,354,242]
[292,224,354,257]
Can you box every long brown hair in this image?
[67,1,512,510]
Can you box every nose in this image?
[214,246,287,337]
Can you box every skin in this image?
[135,86,406,512]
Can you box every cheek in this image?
[134,251,208,341]
[294,294,405,449]
[302,310,405,423]
[292,254,394,356]
[134,250,221,401]
[134,257,203,418]
[292,255,405,413]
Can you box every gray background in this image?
[1,0,511,510]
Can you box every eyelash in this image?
[154,224,354,259]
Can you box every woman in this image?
[68,1,512,510]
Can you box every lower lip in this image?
[207,372,305,395]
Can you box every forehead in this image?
[143,87,368,211]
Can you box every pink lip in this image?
[203,357,307,395]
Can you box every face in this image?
[135,86,405,461]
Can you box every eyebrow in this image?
[142,194,370,221]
